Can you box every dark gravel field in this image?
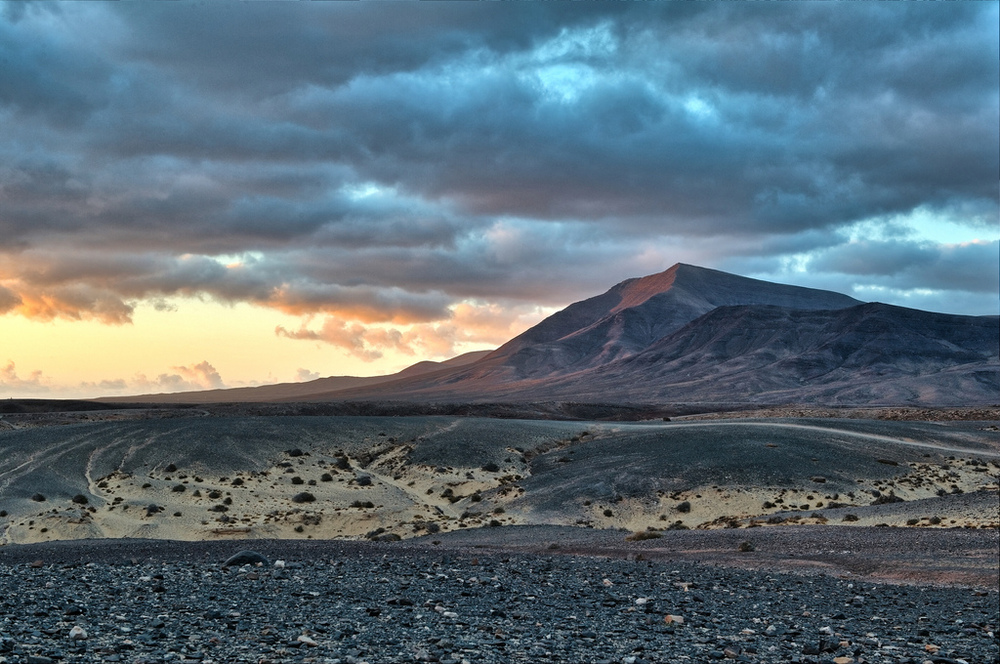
[0,531,996,664]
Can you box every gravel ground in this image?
[0,533,997,664]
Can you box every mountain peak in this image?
[610,263,682,314]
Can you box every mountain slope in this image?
[525,302,999,405]
[101,350,492,404]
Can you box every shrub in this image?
[71,494,89,505]
[172,484,186,493]
[676,501,691,513]
[292,492,317,504]
[737,541,755,553]
[320,473,333,482]
[872,492,904,505]
[291,476,304,485]
[482,462,500,472]
[603,509,613,517]
[625,531,663,542]
[843,514,859,522]
[31,493,45,502]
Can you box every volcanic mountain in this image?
[106,264,999,406]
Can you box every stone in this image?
[297,635,318,647]
[664,614,684,625]
[222,550,270,567]
[69,625,88,640]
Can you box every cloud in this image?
[276,300,545,361]
[295,368,321,382]
[0,1,995,341]
[0,360,49,395]
[275,319,403,362]
[809,239,1000,295]
[124,361,227,394]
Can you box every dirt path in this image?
[660,421,1000,457]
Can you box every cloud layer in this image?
[1,3,997,365]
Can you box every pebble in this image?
[0,545,994,664]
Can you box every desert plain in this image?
[1,403,997,584]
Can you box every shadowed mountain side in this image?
[510,303,1000,405]
[99,350,493,404]
[299,303,999,406]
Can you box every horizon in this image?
[1,3,997,399]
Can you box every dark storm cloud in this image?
[809,239,1000,295]
[0,2,996,328]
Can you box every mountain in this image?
[102,264,999,406]
[524,302,1000,405]
[461,263,861,380]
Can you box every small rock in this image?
[664,614,684,625]
[297,634,318,647]
[69,625,88,640]
[273,560,286,569]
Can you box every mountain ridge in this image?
[98,264,998,406]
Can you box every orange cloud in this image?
[275,319,403,361]
[275,301,546,361]
[131,361,226,392]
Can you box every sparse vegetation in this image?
[626,530,663,542]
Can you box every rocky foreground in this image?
[0,535,996,664]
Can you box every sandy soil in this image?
[2,413,996,549]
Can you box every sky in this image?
[1,2,998,399]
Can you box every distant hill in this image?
[101,350,492,404]
[102,264,999,406]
